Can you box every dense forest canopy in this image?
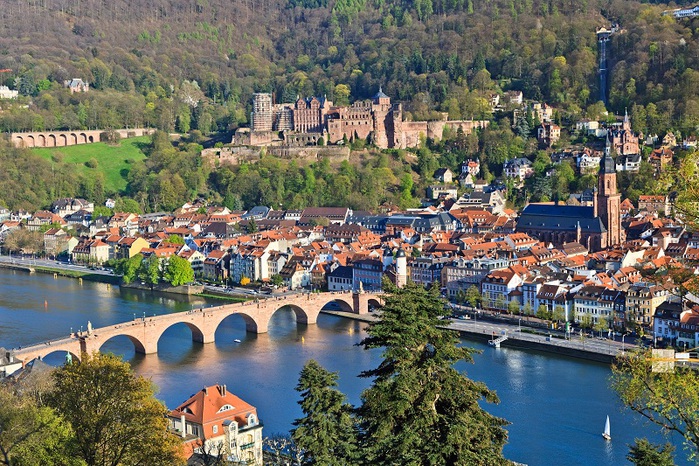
[1,0,699,133]
[1,0,699,213]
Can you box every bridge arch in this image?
[40,349,82,365]
[26,135,35,147]
[58,134,67,146]
[321,297,354,313]
[213,310,260,335]
[79,133,87,144]
[367,297,382,311]
[153,320,206,347]
[48,134,56,147]
[99,333,149,355]
[70,133,77,145]
[38,134,46,147]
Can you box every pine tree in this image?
[357,280,511,465]
[291,360,358,465]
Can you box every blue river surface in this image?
[0,268,691,466]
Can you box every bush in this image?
[85,158,99,169]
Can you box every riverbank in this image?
[0,260,120,284]
[322,310,621,364]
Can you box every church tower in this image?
[596,137,622,248]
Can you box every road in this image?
[448,317,628,356]
[0,255,115,276]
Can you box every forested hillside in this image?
[1,0,699,134]
[1,0,699,212]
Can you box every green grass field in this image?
[32,137,150,194]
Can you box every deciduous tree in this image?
[0,386,74,466]
[47,353,183,466]
[612,350,699,463]
[164,254,194,286]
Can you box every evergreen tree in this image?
[291,360,358,465]
[358,280,511,465]
[626,438,675,466]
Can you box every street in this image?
[0,255,115,276]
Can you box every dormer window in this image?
[217,404,234,413]
[247,413,257,426]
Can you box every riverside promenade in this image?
[323,310,627,363]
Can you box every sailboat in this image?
[602,415,611,440]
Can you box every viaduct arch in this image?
[14,291,379,364]
[9,128,155,149]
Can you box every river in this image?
[0,268,689,466]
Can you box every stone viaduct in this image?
[14,291,382,364]
[10,128,154,148]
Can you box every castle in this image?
[236,90,489,149]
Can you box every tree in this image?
[138,255,161,289]
[164,255,194,286]
[552,305,566,325]
[537,304,550,321]
[117,253,143,284]
[47,353,183,466]
[612,351,699,463]
[494,294,506,312]
[3,229,43,254]
[291,360,358,465]
[246,218,258,233]
[113,198,142,214]
[271,274,284,287]
[626,438,675,466]
[0,386,75,466]
[522,302,534,320]
[166,234,185,245]
[465,285,481,308]
[357,280,510,465]
[593,316,609,338]
[507,300,519,315]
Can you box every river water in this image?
[0,268,690,466]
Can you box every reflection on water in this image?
[0,269,691,466]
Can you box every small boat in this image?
[602,415,611,440]
[233,339,241,343]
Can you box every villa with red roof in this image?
[169,384,263,464]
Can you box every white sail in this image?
[603,415,611,440]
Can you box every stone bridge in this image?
[10,128,154,148]
[14,291,382,364]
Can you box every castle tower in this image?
[596,149,622,248]
[395,248,407,288]
[251,93,273,132]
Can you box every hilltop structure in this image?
[238,90,489,149]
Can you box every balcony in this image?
[240,441,256,450]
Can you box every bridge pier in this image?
[354,293,368,314]
[135,338,159,355]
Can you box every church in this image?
[516,142,624,252]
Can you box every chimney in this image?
[180,414,186,438]
[203,386,208,395]
[221,384,227,396]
